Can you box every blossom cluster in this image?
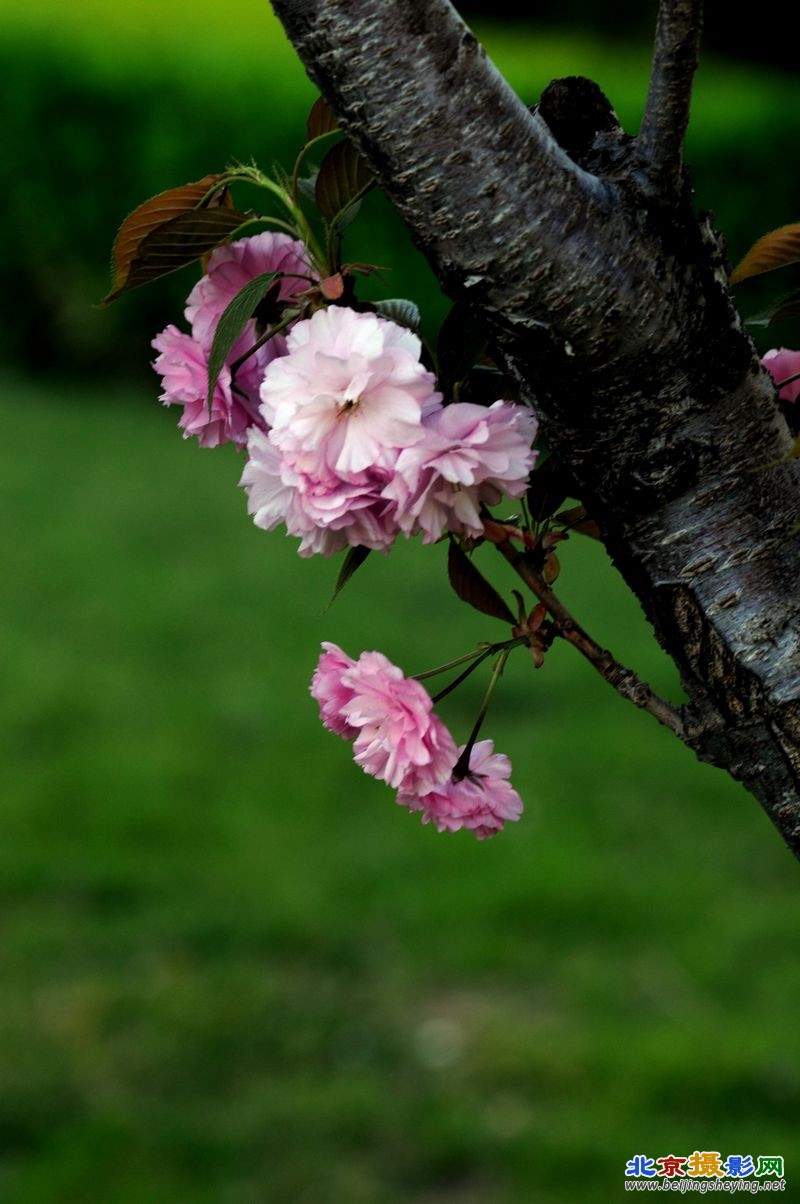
[152,234,538,557]
[153,233,535,836]
[311,643,524,838]
[153,232,310,447]
[244,307,537,556]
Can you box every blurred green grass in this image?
[1,378,798,1203]
[3,2,800,1199]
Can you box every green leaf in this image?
[447,539,516,626]
[307,96,339,141]
[315,139,373,224]
[206,271,279,405]
[326,546,371,610]
[437,302,487,397]
[103,205,250,304]
[730,223,800,285]
[745,289,800,329]
[374,299,421,332]
[102,174,235,304]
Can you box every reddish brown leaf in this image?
[526,456,569,524]
[103,206,250,304]
[543,551,560,584]
[437,301,487,399]
[528,603,548,632]
[315,140,373,223]
[447,539,516,626]
[553,505,602,540]
[103,174,229,305]
[307,96,339,141]
[730,223,800,286]
[201,188,235,271]
[326,545,371,609]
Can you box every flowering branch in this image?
[639,0,703,194]
[494,536,687,741]
[270,0,800,860]
[106,2,800,856]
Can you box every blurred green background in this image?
[2,2,799,1202]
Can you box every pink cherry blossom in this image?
[397,739,524,838]
[152,324,269,448]
[185,232,310,346]
[385,400,538,542]
[153,233,310,447]
[240,427,400,557]
[260,306,442,477]
[240,310,538,556]
[282,451,399,554]
[310,642,359,739]
[309,644,458,792]
[763,347,800,403]
[310,645,524,836]
[241,307,444,554]
[239,426,314,542]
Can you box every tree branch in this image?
[269,0,614,334]
[495,538,687,740]
[639,0,703,194]
[272,0,800,860]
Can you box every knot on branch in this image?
[535,76,632,175]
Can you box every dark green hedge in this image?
[2,37,445,385]
[3,34,799,384]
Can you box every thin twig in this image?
[452,648,511,781]
[495,539,686,740]
[639,0,703,195]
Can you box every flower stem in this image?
[416,633,526,695]
[251,171,326,271]
[414,645,493,681]
[429,646,498,705]
[452,647,511,781]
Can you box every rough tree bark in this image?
[271,0,800,859]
